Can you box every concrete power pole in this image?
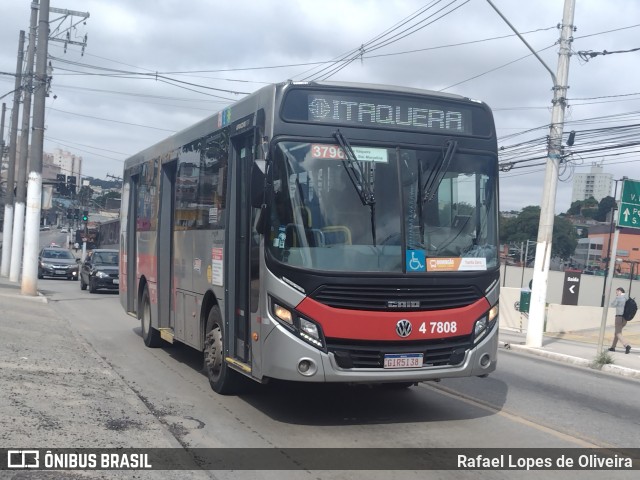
[0,31,25,278]
[10,3,39,283]
[0,103,6,196]
[526,0,576,347]
[23,0,50,295]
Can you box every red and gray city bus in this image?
[119,81,500,394]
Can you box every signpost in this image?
[619,179,640,229]
[561,271,581,305]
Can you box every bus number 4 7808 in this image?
[419,321,457,335]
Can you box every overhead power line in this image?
[577,46,640,62]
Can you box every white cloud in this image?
[1,0,639,213]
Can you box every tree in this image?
[596,195,616,222]
[566,197,598,217]
[552,215,578,259]
[94,190,121,209]
[500,205,578,259]
[78,185,93,207]
[501,206,541,244]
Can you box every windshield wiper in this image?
[333,130,375,206]
[333,129,377,246]
[422,140,458,203]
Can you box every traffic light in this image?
[82,210,88,222]
[67,208,73,219]
[74,208,79,220]
[67,176,77,196]
[56,174,66,193]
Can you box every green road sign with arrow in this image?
[619,179,640,228]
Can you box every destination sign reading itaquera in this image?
[308,94,469,133]
[619,179,640,229]
[281,89,479,134]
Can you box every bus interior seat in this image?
[285,224,325,247]
[296,206,312,227]
[321,226,352,245]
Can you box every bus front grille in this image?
[327,337,472,369]
[310,284,481,311]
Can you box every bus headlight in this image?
[299,318,323,348]
[474,317,488,342]
[273,302,294,325]
[474,304,498,344]
[488,304,499,323]
[270,297,325,350]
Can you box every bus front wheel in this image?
[140,287,162,348]
[204,306,243,395]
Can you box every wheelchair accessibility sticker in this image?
[406,250,426,272]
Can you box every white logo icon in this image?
[7,450,39,468]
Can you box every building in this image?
[45,148,82,183]
[572,236,604,270]
[583,224,640,275]
[571,163,613,203]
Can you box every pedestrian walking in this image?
[609,287,632,354]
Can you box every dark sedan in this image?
[80,249,119,293]
[38,248,80,280]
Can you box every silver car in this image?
[38,248,80,280]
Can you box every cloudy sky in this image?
[1,0,639,213]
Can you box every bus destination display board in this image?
[282,89,484,135]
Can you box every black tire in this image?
[139,286,162,347]
[203,306,244,395]
[89,278,97,293]
[38,269,43,279]
[80,275,87,290]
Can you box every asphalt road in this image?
[18,271,635,479]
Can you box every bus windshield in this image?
[266,141,498,273]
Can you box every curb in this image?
[499,341,640,379]
[0,291,48,304]
[601,363,640,378]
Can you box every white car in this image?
[60,228,68,233]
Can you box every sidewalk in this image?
[499,321,640,379]
[0,277,185,453]
[1,274,639,381]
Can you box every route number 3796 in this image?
[419,321,457,334]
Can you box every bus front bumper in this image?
[260,321,498,383]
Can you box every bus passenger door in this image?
[157,161,176,332]
[226,130,259,365]
[125,175,138,313]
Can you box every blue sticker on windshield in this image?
[406,250,426,272]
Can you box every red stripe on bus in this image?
[296,296,490,341]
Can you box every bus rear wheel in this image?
[204,306,243,395]
[140,286,162,347]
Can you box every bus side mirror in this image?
[251,161,266,209]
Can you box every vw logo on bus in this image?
[396,319,412,338]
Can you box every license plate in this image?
[55,270,65,274]
[383,353,423,369]
[113,279,119,285]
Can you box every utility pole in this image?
[0,31,25,278]
[0,103,6,191]
[525,0,576,347]
[486,0,575,347]
[23,0,50,296]
[10,3,39,283]
[597,227,620,352]
[106,173,122,182]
